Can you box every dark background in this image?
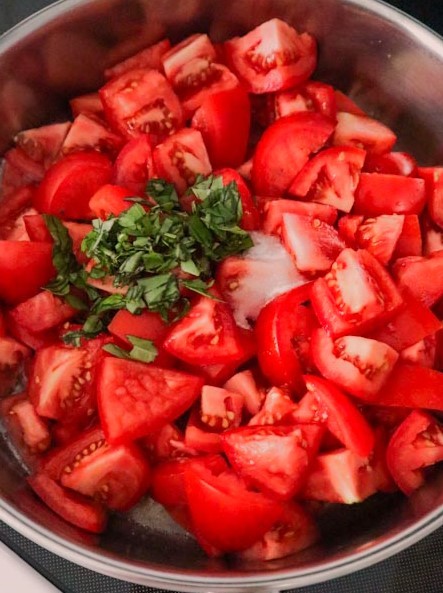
[1,1,443,592]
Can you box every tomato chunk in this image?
[393,252,443,307]
[0,241,55,305]
[252,112,334,196]
[376,363,443,411]
[61,441,150,511]
[333,112,397,154]
[184,464,285,552]
[311,248,403,337]
[224,18,317,94]
[354,173,426,216]
[387,410,443,495]
[28,472,107,533]
[255,285,316,393]
[222,424,323,499]
[288,146,366,212]
[311,328,398,401]
[97,358,203,443]
[33,152,113,220]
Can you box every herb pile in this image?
[44,175,253,345]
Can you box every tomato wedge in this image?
[184,464,285,552]
[255,284,316,393]
[386,409,443,495]
[0,241,55,305]
[97,358,203,443]
[298,375,375,457]
[163,294,247,366]
[222,424,323,499]
[252,112,335,197]
[224,18,317,94]
[33,152,113,220]
[28,472,107,533]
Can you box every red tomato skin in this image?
[184,465,285,552]
[417,166,443,230]
[386,409,443,494]
[7,291,76,334]
[333,112,397,155]
[113,134,156,195]
[192,86,251,170]
[255,285,316,393]
[252,112,335,197]
[393,252,443,308]
[376,363,443,411]
[302,375,375,457]
[369,289,441,352]
[33,152,113,220]
[89,184,135,219]
[104,39,171,80]
[354,173,426,216]
[27,472,107,533]
[0,241,55,305]
[364,151,418,177]
[392,214,422,258]
[97,358,204,444]
[262,198,338,236]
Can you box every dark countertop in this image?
[0,1,443,593]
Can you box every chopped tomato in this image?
[0,241,55,305]
[393,252,443,308]
[15,122,71,168]
[88,184,135,219]
[184,464,285,552]
[105,38,171,80]
[311,328,398,400]
[238,501,318,561]
[400,336,436,369]
[302,447,385,504]
[99,69,183,144]
[311,248,403,337]
[393,214,422,258]
[150,454,227,509]
[199,385,244,432]
[386,409,443,495]
[355,214,404,265]
[7,291,75,335]
[69,92,104,118]
[224,370,264,416]
[281,213,345,274]
[224,18,317,94]
[334,91,365,116]
[249,386,299,426]
[262,198,338,236]
[333,112,397,154]
[33,152,113,220]
[153,128,212,195]
[163,294,247,366]
[364,151,417,177]
[288,146,366,212]
[142,422,189,463]
[97,358,203,443]
[60,114,123,158]
[298,375,375,457]
[417,166,443,230]
[369,288,441,352]
[162,34,216,86]
[255,285,316,393]
[274,81,336,120]
[0,186,35,230]
[28,472,107,533]
[61,441,150,511]
[222,424,323,499]
[192,87,250,170]
[252,112,335,196]
[354,173,426,216]
[6,397,51,454]
[1,147,45,196]
[375,363,443,411]
[113,134,156,195]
